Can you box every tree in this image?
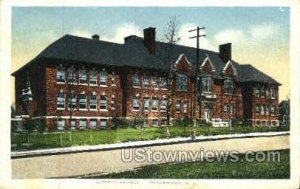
[279,95,290,126]
[163,16,181,135]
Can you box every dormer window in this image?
[270,87,276,98]
[100,69,107,86]
[57,65,65,83]
[160,77,167,89]
[176,74,187,92]
[201,74,212,92]
[79,67,87,84]
[143,75,149,88]
[224,78,233,95]
[132,73,140,87]
[152,76,158,88]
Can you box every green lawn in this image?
[81,150,290,179]
[11,125,289,151]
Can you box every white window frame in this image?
[57,120,65,131]
[160,98,167,112]
[79,67,87,84]
[67,67,77,84]
[261,105,265,115]
[133,96,139,111]
[143,97,150,111]
[256,104,260,115]
[224,78,233,95]
[100,95,107,111]
[152,119,159,127]
[57,92,65,109]
[71,119,76,130]
[79,94,87,110]
[111,96,115,109]
[100,70,108,86]
[143,75,149,88]
[201,74,212,92]
[100,119,107,128]
[152,97,158,112]
[111,72,116,86]
[175,100,181,113]
[89,95,97,110]
[89,69,97,85]
[90,119,97,129]
[176,74,187,92]
[183,100,188,113]
[160,77,167,89]
[56,66,65,83]
[132,74,140,87]
[79,119,87,130]
[69,94,77,110]
[152,76,158,88]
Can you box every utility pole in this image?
[189,26,206,130]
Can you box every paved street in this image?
[12,135,289,178]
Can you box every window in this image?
[160,98,167,112]
[57,92,65,109]
[266,87,270,97]
[133,96,139,111]
[176,74,187,91]
[270,105,275,115]
[261,105,265,115]
[57,120,65,131]
[100,119,107,128]
[89,69,97,85]
[161,119,167,126]
[183,100,188,113]
[100,70,107,86]
[79,68,87,84]
[256,105,260,115]
[152,77,158,88]
[152,97,158,111]
[90,95,97,110]
[132,74,140,87]
[79,94,87,109]
[270,87,276,98]
[67,67,76,83]
[143,75,149,88]
[100,95,107,110]
[175,100,181,113]
[90,119,97,129]
[265,105,270,115]
[201,75,211,92]
[223,104,228,115]
[111,72,116,86]
[230,104,234,114]
[57,66,65,83]
[69,94,76,109]
[255,87,260,97]
[160,77,167,89]
[70,119,76,130]
[224,78,233,95]
[260,86,265,98]
[80,119,87,130]
[111,95,115,109]
[22,103,29,114]
[143,97,150,111]
[152,119,159,127]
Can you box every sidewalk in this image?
[11,131,289,158]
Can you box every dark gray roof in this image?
[13,34,280,85]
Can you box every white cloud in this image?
[250,23,280,40]
[71,30,93,38]
[214,29,245,45]
[102,23,142,43]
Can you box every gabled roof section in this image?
[223,60,237,76]
[173,53,192,70]
[12,34,281,85]
[199,56,216,73]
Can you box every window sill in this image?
[56,82,66,84]
[100,109,108,112]
[79,83,88,86]
[57,108,65,110]
[68,108,78,111]
[89,84,98,86]
[133,86,141,89]
[161,88,168,90]
[111,108,116,110]
[160,110,167,112]
[89,109,98,111]
[111,84,116,87]
[152,110,158,112]
[100,85,108,87]
[79,109,88,111]
[153,87,159,90]
[133,109,140,112]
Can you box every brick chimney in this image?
[219,43,232,63]
[143,27,156,54]
[92,34,100,41]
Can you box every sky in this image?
[11,7,290,102]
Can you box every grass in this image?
[11,125,289,151]
[81,149,290,179]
